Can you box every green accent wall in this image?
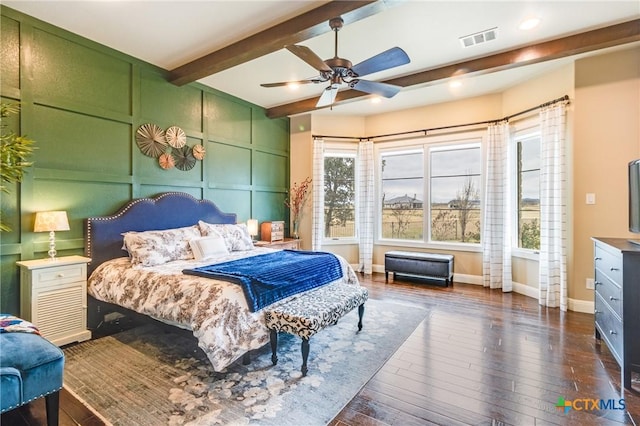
[0,7,290,313]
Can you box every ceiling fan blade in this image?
[316,85,339,107]
[350,47,410,78]
[260,78,323,88]
[286,45,332,73]
[349,79,402,98]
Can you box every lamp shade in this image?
[247,219,258,237]
[34,211,70,232]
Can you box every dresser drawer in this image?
[595,293,623,362]
[594,269,622,318]
[33,264,87,287]
[594,244,623,285]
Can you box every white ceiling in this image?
[4,1,639,117]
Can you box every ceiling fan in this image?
[261,17,410,108]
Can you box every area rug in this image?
[63,298,427,426]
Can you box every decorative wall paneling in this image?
[0,7,290,313]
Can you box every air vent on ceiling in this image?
[459,27,498,48]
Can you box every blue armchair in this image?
[0,330,65,426]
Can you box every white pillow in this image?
[198,221,254,251]
[189,236,229,261]
[122,225,201,266]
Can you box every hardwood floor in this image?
[4,273,638,425]
[332,274,640,425]
[0,387,105,426]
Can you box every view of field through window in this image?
[517,134,541,250]
[379,145,482,243]
[322,135,540,247]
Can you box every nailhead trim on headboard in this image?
[85,192,237,274]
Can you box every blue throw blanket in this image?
[183,250,343,312]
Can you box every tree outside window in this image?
[324,154,356,239]
[430,146,481,243]
[516,134,541,250]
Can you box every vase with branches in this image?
[284,177,311,239]
[1,103,35,232]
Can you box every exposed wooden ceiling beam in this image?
[169,0,400,86]
[266,18,640,119]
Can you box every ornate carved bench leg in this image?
[270,329,278,365]
[301,338,310,376]
[358,304,364,331]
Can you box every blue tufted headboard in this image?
[84,192,237,275]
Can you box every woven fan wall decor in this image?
[136,124,205,170]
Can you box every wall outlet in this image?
[586,278,595,289]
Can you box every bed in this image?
[84,192,359,371]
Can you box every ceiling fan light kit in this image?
[261,16,410,108]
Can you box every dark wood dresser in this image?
[592,237,640,390]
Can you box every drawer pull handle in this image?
[594,281,602,286]
[609,330,617,335]
[610,267,619,271]
[609,296,618,301]
[594,257,602,261]
[594,310,600,314]
[56,273,65,278]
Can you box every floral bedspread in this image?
[87,247,359,371]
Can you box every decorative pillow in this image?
[189,236,229,261]
[122,225,201,266]
[198,221,254,251]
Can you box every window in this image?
[378,137,482,245]
[380,149,424,240]
[430,144,482,243]
[324,150,356,240]
[514,131,541,250]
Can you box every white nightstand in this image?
[17,255,92,346]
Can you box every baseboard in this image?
[369,263,593,313]
[567,298,594,314]
[512,281,538,299]
[452,273,482,286]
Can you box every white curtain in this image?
[482,122,513,291]
[357,140,375,274]
[538,103,568,311]
[312,138,325,251]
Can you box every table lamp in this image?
[247,219,258,242]
[34,211,70,260]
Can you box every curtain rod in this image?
[312,94,570,142]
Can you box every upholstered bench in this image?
[264,282,369,376]
[0,324,65,426]
[385,250,454,286]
